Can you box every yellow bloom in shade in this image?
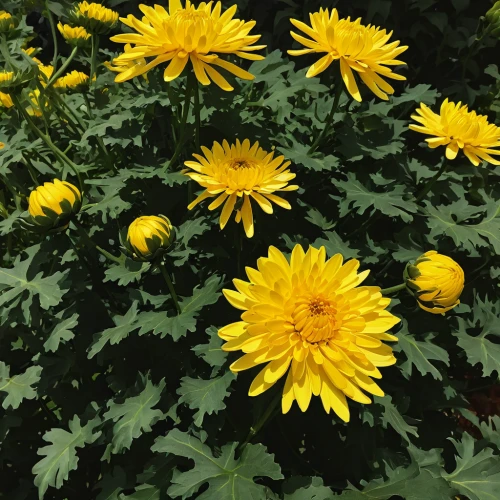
[109,0,265,90]
[0,10,17,32]
[57,22,91,46]
[70,1,119,34]
[28,179,82,231]
[184,139,298,238]
[38,64,54,85]
[54,70,91,92]
[288,8,407,101]
[219,245,400,420]
[409,99,500,166]
[126,215,175,261]
[0,91,13,108]
[405,251,464,315]
[0,71,14,86]
[104,44,149,81]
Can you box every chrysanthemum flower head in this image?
[409,99,500,166]
[0,10,18,33]
[219,245,400,420]
[38,64,54,85]
[54,70,92,92]
[69,1,119,34]
[104,44,149,81]
[184,139,298,238]
[109,0,266,90]
[126,215,175,261]
[57,22,91,47]
[405,250,464,315]
[288,8,407,102]
[0,91,13,108]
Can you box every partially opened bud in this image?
[54,70,92,92]
[126,215,175,261]
[405,250,464,314]
[57,22,91,47]
[68,1,119,35]
[0,11,19,34]
[486,1,500,37]
[28,179,82,232]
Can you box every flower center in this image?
[227,158,256,170]
[172,8,210,23]
[292,295,342,343]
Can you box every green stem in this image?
[90,35,99,94]
[346,212,381,240]
[193,78,201,151]
[23,155,40,185]
[415,157,449,202]
[159,261,181,314]
[44,0,59,69]
[308,79,343,155]
[380,282,406,295]
[73,222,122,264]
[238,390,281,451]
[45,47,78,90]
[0,36,13,70]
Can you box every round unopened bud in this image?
[126,215,175,261]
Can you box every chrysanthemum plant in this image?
[0,1,499,499]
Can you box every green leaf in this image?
[103,376,165,455]
[44,313,79,353]
[177,371,235,427]
[335,173,418,222]
[278,141,340,172]
[0,362,42,409]
[313,231,360,260]
[138,275,223,341]
[104,259,151,287]
[119,484,160,500]
[152,429,283,499]
[33,415,102,499]
[170,217,211,266]
[444,433,500,500]
[88,302,140,359]
[394,321,450,380]
[284,477,334,499]
[192,327,228,371]
[376,395,419,443]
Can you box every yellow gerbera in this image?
[184,139,298,238]
[409,99,500,166]
[288,8,407,101]
[219,245,400,420]
[109,0,266,90]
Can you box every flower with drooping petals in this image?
[405,250,464,315]
[219,245,400,420]
[109,0,265,90]
[409,99,500,166]
[54,70,91,92]
[184,139,298,238]
[104,43,149,81]
[57,22,91,47]
[288,8,407,101]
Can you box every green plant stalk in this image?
[73,222,123,264]
[415,157,449,202]
[22,154,40,185]
[49,91,85,131]
[380,282,407,295]
[193,78,201,151]
[45,47,78,90]
[159,261,182,314]
[308,79,344,155]
[44,0,59,69]
[90,35,99,94]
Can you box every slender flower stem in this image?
[45,0,59,69]
[193,78,201,152]
[308,80,343,155]
[414,157,449,202]
[73,222,122,264]
[238,390,281,451]
[380,282,407,295]
[90,35,99,94]
[45,47,78,90]
[22,155,40,185]
[159,261,181,314]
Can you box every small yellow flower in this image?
[22,47,42,64]
[0,91,13,108]
[219,245,400,420]
[0,71,14,86]
[0,141,5,149]
[126,215,175,261]
[69,1,119,34]
[184,139,298,238]
[288,8,407,101]
[57,22,91,47]
[110,0,265,90]
[409,99,500,166]
[28,179,82,232]
[38,64,54,85]
[405,251,464,315]
[0,10,18,33]
[104,44,149,81]
[54,70,91,92]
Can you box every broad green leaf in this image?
[376,395,419,443]
[169,217,211,266]
[88,302,140,359]
[103,377,165,455]
[192,327,228,370]
[119,484,160,500]
[278,141,340,172]
[284,477,334,499]
[94,466,126,500]
[33,415,102,499]
[177,371,235,426]
[104,259,151,287]
[152,429,283,499]
[313,231,360,260]
[444,433,500,500]
[0,362,42,409]
[44,313,79,353]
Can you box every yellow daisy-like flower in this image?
[405,251,464,315]
[104,43,149,81]
[0,71,14,85]
[288,8,407,102]
[109,0,265,90]
[57,22,91,47]
[219,245,400,420]
[54,70,91,92]
[0,91,13,108]
[184,139,298,238]
[38,64,54,85]
[409,99,500,166]
[70,1,119,34]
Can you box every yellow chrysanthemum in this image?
[70,1,119,34]
[104,43,149,81]
[57,22,91,46]
[109,0,265,90]
[0,71,14,85]
[288,8,407,101]
[54,70,91,91]
[38,64,54,85]
[0,91,13,108]
[219,245,400,420]
[184,139,298,238]
[409,99,500,166]
[0,10,17,32]
[26,89,50,117]
[22,47,42,64]
[405,251,464,315]
[126,215,175,261]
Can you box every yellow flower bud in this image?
[126,215,175,261]
[28,179,82,232]
[57,22,91,47]
[405,251,464,314]
[0,91,13,108]
[68,1,119,35]
[54,70,92,92]
[0,11,18,33]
